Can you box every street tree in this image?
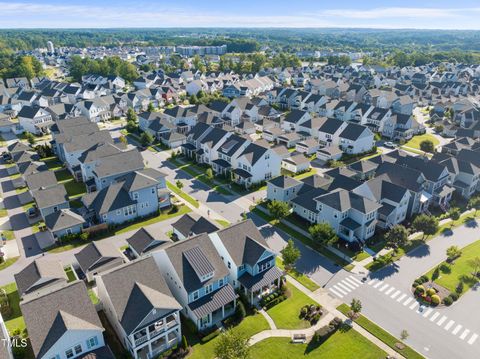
[467,257,480,277]
[446,245,462,261]
[448,207,461,222]
[267,200,290,221]
[385,225,409,252]
[420,139,435,153]
[400,329,409,341]
[281,239,301,271]
[468,196,480,215]
[214,329,250,359]
[309,223,338,245]
[140,132,153,146]
[126,107,137,122]
[176,180,184,190]
[412,214,438,239]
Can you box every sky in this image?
[2,0,480,30]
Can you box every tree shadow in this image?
[441,228,453,237]
[465,219,478,228]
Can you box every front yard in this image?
[425,239,480,296]
[0,283,25,335]
[187,312,270,359]
[404,133,440,150]
[276,258,320,292]
[266,282,317,329]
[250,328,387,359]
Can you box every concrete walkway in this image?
[246,274,404,358]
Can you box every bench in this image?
[291,334,307,344]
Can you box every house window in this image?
[116,210,121,215]
[65,349,74,359]
[65,228,72,235]
[152,188,156,194]
[227,261,231,269]
[86,336,98,349]
[192,291,199,301]
[74,345,82,355]
[102,214,108,221]
[219,278,224,287]
[205,284,213,294]
[133,192,139,200]
[238,264,245,271]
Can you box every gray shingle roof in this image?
[93,149,144,178]
[74,241,123,275]
[82,181,136,215]
[32,184,68,209]
[238,266,283,292]
[267,175,302,189]
[44,208,86,232]
[14,259,67,297]
[127,228,172,255]
[21,281,103,359]
[172,213,219,238]
[188,284,237,318]
[25,170,58,191]
[99,257,181,334]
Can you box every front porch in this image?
[238,266,284,305]
[212,158,231,177]
[189,284,238,330]
[232,168,252,188]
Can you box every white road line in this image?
[409,301,418,310]
[468,333,478,345]
[437,316,448,326]
[344,277,360,287]
[329,288,343,298]
[379,284,389,292]
[373,280,383,288]
[452,325,463,335]
[368,279,377,285]
[341,280,357,290]
[332,285,348,296]
[423,308,433,318]
[385,287,395,295]
[444,320,455,330]
[336,282,352,293]
[349,276,363,285]
[430,312,440,322]
[391,290,401,299]
[460,329,471,340]
[403,297,413,306]
[396,293,407,302]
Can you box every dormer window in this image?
[205,284,213,294]
[200,272,214,282]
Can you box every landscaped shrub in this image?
[426,288,436,296]
[456,282,464,294]
[431,294,441,305]
[443,297,453,306]
[200,328,220,343]
[236,301,246,321]
[415,285,426,296]
[449,293,459,301]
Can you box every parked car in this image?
[384,141,396,148]
[27,206,38,218]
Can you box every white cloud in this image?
[0,2,480,29]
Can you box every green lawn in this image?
[88,289,99,305]
[215,219,230,228]
[188,313,270,359]
[31,221,45,234]
[267,282,316,329]
[22,201,35,212]
[55,169,74,182]
[15,187,28,195]
[63,180,87,198]
[276,257,319,292]
[1,230,14,241]
[0,208,7,217]
[425,239,480,295]
[166,181,199,208]
[250,328,387,359]
[337,304,424,359]
[0,257,19,271]
[44,157,63,171]
[404,134,440,150]
[0,283,25,335]
[64,266,76,282]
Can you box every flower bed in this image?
[299,303,324,325]
[260,290,287,309]
[411,276,452,306]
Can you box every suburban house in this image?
[44,208,86,239]
[74,241,125,282]
[0,313,13,359]
[171,213,219,241]
[31,184,70,220]
[14,258,68,297]
[153,233,237,331]
[209,220,283,304]
[18,106,54,135]
[20,281,111,359]
[126,228,173,258]
[97,257,182,359]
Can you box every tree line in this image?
[68,55,138,82]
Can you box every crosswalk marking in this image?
[437,316,448,326]
[344,277,359,287]
[329,287,343,298]
[468,333,478,345]
[341,280,357,290]
[460,329,471,340]
[385,287,395,295]
[422,308,433,318]
[409,301,418,310]
[373,280,383,288]
[403,297,413,306]
[336,282,352,293]
[379,284,389,292]
[452,325,463,335]
[430,312,440,322]
[444,320,455,330]
[348,276,363,285]
[368,279,377,285]
[396,293,407,302]
[390,290,401,299]
[332,285,348,296]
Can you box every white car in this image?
[384,141,396,148]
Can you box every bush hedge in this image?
[200,328,221,343]
[431,294,441,305]
[313,317,343,344]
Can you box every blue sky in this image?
[3,0,480,29]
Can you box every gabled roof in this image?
[21,281,103,359]
[32,184,68,209]
[267,175,302,189]
[127,227,172,255]
[238,142,268,166]
[93,149,144,178]
[214,219,271,267]
[74,240,123,275]
[315,188,381,214]
[25,170,58,191]
[14,259,67,297]
[44,208,86,233]
[99,257,181,334]
[172,213,219,238]
[82,181,136,215]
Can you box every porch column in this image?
[250,290,253,304]
[222,305,225,318]
[148,342,152,357]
